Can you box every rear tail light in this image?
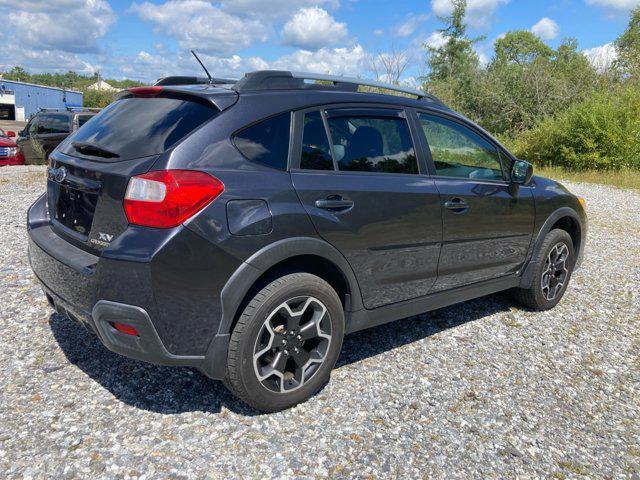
[124,170,224,228]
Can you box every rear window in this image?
[39,114,70,134]
[61,97,217,161]
[233,113,291,170]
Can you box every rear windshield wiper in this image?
[72,141,120,159]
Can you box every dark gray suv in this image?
[27,71,587,411]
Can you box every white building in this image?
[87,80,118,92]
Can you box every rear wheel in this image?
[513,229,575,310]
[225,273,344,412]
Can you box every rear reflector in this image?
[124,170,224,228]
[112,322,139,336]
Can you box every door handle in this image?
[315,196,354,212]
[444,198,469,214]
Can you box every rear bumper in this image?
[27,194,238,379]
[38,282,230,378]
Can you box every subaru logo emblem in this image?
[47,166,68,183]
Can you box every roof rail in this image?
[154,76,238,86]
[233,70,443,105]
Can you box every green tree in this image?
[424,0,484,116]
[493,31,553,66]
[3,66,30,82]
[615,6,640,78]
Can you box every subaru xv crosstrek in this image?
[28,71,587,412]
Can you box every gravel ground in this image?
[1,165,638,479]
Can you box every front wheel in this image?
[513,229,575,311]
[225,273,345,412]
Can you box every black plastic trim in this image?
[519,207,586,289]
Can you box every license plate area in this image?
[54,185,99,237]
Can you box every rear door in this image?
[291,106,442,310]
[415,111,535,291]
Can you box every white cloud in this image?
[0,0,115,54]
[583,43,618,72]
[272,45,368,76]
[0,47,97,75]
[531,17,560,41]
[221,0,339,19]
[131,0,269,56]
[431,0,509,29]
[586,0,640,12]
[374,29,385,36]
[281,7,348,50]
[395,14,429,37]
[425,31,447,49]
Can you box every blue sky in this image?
[0,0,635,83]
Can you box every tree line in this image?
[423,0,640,171]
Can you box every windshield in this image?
[61,96,218,161]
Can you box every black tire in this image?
[225,273,345,412]
[512,229,575,311]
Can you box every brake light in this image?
[127,86,163,96]
[124,170,224,228]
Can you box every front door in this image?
[17,116,38,163]
[291,107,443,309]
[416,112,535,292]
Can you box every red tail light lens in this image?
[112,322,139,336]
[124,170,224,228]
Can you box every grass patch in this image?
[535,167,640,190]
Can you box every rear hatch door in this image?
[49,92,224,254]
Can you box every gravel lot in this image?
[1,165,638,479]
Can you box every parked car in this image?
[27,72,587,412]
[0,128,24,166]
[17,108,98,165]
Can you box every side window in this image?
[326,115,418,174]
[300,111,333,171]
[28,118,38,136]
[38,114,70,135]
[233,112,291,170]
[77,115,93,128]
[418,113,504,181]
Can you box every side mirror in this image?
[6,131,15,138]
[510,159,533,185]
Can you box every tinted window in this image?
[77,115,93,128]
[27,118,38,136]
[418,113,505,181]
[234,113,291,170]
[327,115,417,174]
[61,97,217,161]
[300,111,333,170]
[38,114,70,134]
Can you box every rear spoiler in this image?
[154,76,237,86]
[115,85,239,112]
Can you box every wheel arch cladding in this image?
[520,207,585,289]
[216,237,364,338]
[549,215,581,255]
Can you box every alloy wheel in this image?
[541,242,569,301]
[253,296,332,393]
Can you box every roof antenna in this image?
[191,50,213,84]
